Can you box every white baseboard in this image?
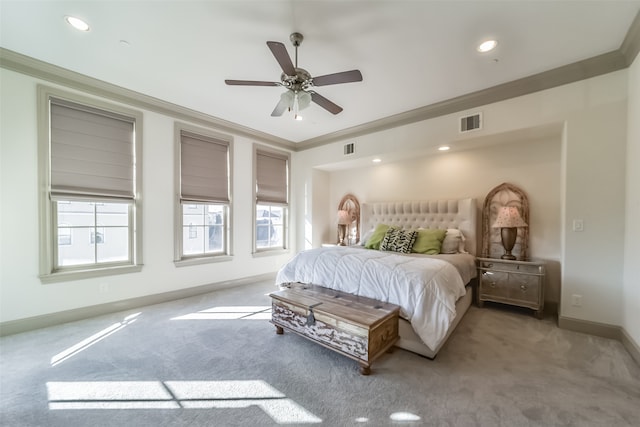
[0,273,276,337]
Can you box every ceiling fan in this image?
[225,32,363,119]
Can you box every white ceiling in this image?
[1,1,639,144]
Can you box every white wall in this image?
[294,70,628,326]
[326,137,562,303]
[0,68,293,323]
[624,54,640,345]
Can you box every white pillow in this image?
[441,229,467,254]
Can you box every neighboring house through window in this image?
[175,126,232,263]
[38,86,143,282]
[254,146,289,252]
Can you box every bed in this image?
[276,198,478,359]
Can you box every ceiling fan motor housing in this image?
[281,68,312,91]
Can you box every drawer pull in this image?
[487,263,493,268]
[490,282,496,288]
[520,285,528,292]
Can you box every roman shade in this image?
[180,131,229,203]
[50,99,135,199]
[256,150,288,204]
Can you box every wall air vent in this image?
[343,142,355,156]
[459,112,482,133]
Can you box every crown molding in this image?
[0,41,634,154]
[295,49,628,150]
[0,48,295,151]
[621,10,640,66]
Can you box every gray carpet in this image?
[1,279,639,427]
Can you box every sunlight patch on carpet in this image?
[171,306,271,320]
[46,380,321,424]
[50,313,141,367]
[390,411,421,421]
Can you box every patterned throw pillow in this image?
[379,228,418,254]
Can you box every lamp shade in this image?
[280,90,294,106]
[492,206,527,228]
[298,91,311,110]
[337,210,352,225]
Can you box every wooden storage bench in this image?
[269,283,400,375]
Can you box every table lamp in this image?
[492,206,528,260]
[337,210,352,246]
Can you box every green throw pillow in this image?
[364,223,391,249]
[412,228,447,254]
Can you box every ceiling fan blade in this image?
[312,70,363,87]
[225,80,279,86]
[271,97,289,117]
[267,41,296,76]
[311,92,343,115]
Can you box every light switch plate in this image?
[573,219,584,232]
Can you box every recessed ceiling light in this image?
[65,16,90,32]
[438,146,450,151]
[477,40,497,53]
[372,158,381,163]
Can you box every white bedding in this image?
[275,246,467,350]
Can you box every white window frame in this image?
[174,123,233,266]
[253,145,290,255]
[37,85,143,283]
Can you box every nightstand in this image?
[477,257,545,318]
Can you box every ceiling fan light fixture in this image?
[298,91,312,110]
[281,90,294,105]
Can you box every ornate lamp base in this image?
[500,227,517,260]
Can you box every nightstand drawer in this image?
[479,271,510,300]
[480,260,542,275]
[508,275,540,304]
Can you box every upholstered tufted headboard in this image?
[361,198,478,255]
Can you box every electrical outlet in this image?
[571,294,582,307]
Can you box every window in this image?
[175,126,231,263]
[254,147,289,252]
[38,86,143,282]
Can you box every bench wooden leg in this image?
[359,364,371,376]
[275,325,284,335]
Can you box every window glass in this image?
[256,204,284,249]
[56,201,130,267]
[182,203,225,256]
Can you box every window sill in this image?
[252,249,289,258]
[174,255,233,267]
[40,264,143,284]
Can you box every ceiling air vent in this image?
[459,112,482,133]
[343,142,355,156]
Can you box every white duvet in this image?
[275,246,467,350]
